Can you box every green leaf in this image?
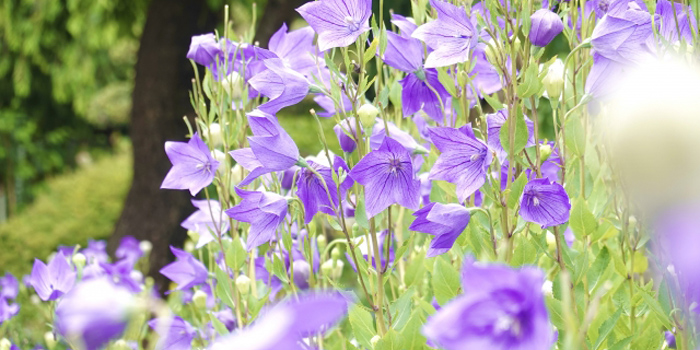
[405,249,426,287]
[499,109,529,156]
[210,312,229,336]
[516,63,544,98]
[609,337,633,350]
[355,197,370,230]
[437,68,457,97]
[483,93,504,110]
[390,287,414,330]
[587,246,610,292]
[593,307,622,350]
[432,257,461,304]
[215,268,235,310]
[570,197,597,239]
[401,312,427,350]
[636,285,673,329]
[507,173,527,209]
[375,329,401,350]
[271,254,289,284]
[349,305,376,349]
[225,238,247,271]
[565,117,586,157]
[364,37,379,64]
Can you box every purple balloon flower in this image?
[30,251,76,301]
[486,109,536,163]
[0,297,19,325]
[225,188,288,250]
[149,316,197,350]
[349,137,420,218]
[161,133,219,196]
[333,117,361,153]
[115,236,143,265]
[656,0,697,43]
[590,0,655,65]
[428,125,492,203]
[296,0,371,51]
[0,273,18,300]
[268,24,319,75]
[423,257,553,350]
[410,202,471,257]
[297,156,352,223]
[160,247,208,291]
[412,0,478,68]
[98,259,143,293]
[186,33,222,68]
[230,110,300,186]
[181,199,230,249]
[520,178,571,228]
[248,58,310,114]
[529,9,564,47]
[370,120,424,153]
[55,278,135,350]
[209,292,350,349]
[82,240,109,264]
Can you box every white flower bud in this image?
[545,231,556,250]
[358,104,379,129]
[207,123,224,147]
[321,259,344,280]
[543,59,565,103]
[539,143,553,163]
[72,253,86,269]
[316,234,327,252]
[31,295,41,305]
[193,289,208,309]
[139,240,152,255]
[331,247,341,261]
[231,163,245,185]
[184,241,195,253]
[113,340,131,350]
[370,335,381,348]
[222,71,244,99]
[542,280,553,297]
[236,275,251,296]
[0,339,11,350]
[44,332,57,350]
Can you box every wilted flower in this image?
[296,0,371,51]
[225,188,288,250]
[520,178,571,228]
[160,247,208,291]
[423,257,552,350]
[412,0,478,68]
[529,9,564,47]
[149,316,197,350]
[410,202,471,257]
[30,251,76,301]
[181,199,230,248]
[349,137,420,217]
[161,133,219,196]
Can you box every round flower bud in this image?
[539,143,553,163]
[529,9,564,47]
[193,290,208,309]
[184,241,195,253]
[113,339,131,350]
[0,339,11,350]
[316,234,327,253]
[370,335,381,348]
[222,72,244,99]
[545,231,556,250]
[292,260,311,289]
[45,332,57,350]
[352,223,361,237]
[331,247,341,261]
[231,163,244,185]
[541,280,553,297]
[483,39,501,64]
[211,149,228,168]
[235,275,251,296]
[321,259,344,280]
[543,59,565,103]
[72,253,86,269]
[139,240,152,255]
[207,123,224,147]
[358,104,379,129]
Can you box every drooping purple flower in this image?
[0,297,19,325]
[410,202,471,257]
[412,0,478,68]
[334,117,362,153]
[296,156,353,223]
[248,58,310,114]
[486,109,536,163]
[186,34,222,68]
[428,126,492,203]
[149,316,197,350]
[296,0,371,51]
[181,199,230,249]
[225,188,288,250]
[349,137,420,217]
[423,257,553,350]
[209,292,350,350]
[0,273,18,300]
[30,251,76,301]
[520,178,571,228]
[590,0,655,65]
[115,236,143,265]
[230,110,300,186]
[268,24,319,75]
[161,133,219,196]
[529,9,564,47]
[160,247,208,291]
[656,0,697,43]
[55,278,135,350]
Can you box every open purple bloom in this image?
[401,69,452,123]
[55,278,135,350]
[412,0,478,68]
[584,53,623,99]
[115,236,143,265]
[98,259,143,293]
[428,126,492,203]
[529,9,564,47]
[160,247,208,291]
[296,0,371,51]
[209,292,350,350]
[391,14,417,37]
[30,251,76,301]
[349,137,420,217]
[656,0,696,43]
[181,199,230,248]
[334,117,361,153]
[268,24,319,75]
[149,316,197,350]
[0,298,19,325]
[82,240,109,264]
[410,203,471,257]
[248,58,310,114]
[520,178,571,228]
[487,110,536,163]
[297,156,352,223]
[590,0,655,64]
[161,133,219,196]
[423,257,552,350]
[226,188,288,250]
[0,273,18,300]
[230,110,300,186]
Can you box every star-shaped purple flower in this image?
[410,202,471,257]
[268,24,319,75]
[590,0,655,65]
[30,251,76,301]
[297,156,353,223]
[349,137,420,217]
[520,178,571,228]
[225,188,288,250]
[412,0,478,68]
[160,247,208,291]
[149,316,197,350]
[161,133,219,196]
[181,199,230,248]
[296,0,372,51]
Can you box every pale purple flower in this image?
[225,188,288,250]
[149,316,197,350]
[665,331,677,348]
[296,156,352,223]
[268,24,319,75]
[82,240,109,264]
[214,308,237,331]
[410,203,471,257]
[520,178,571,228]
[486,109,536,163]
[584,53,623,99]
[590,0,655,64]
[370,120,424,153]
[423,257,552,350]
[656,0,696,43]
[99,259,143,293]
[55,278,135,350]
[334,117,361,153]
[160,247,208,291]
[248,58,310,114]
[229,110,300,186]
[346,230,395,271]
[0,273,18,300]
[115,236,143,265]
[349,137,420,217]
[428,126,492,203]
[401,70,452,123]
[161,133,219,196]
[391,14,417,37]
[412,0,478,68]
[467,44,504,99]
[296,0,372,51]
[181,199,230,248]
[0,298,19,325]
[30,251,76,301]
[529,9,564,47]
[186,34,222,68]
[209,292,350,350]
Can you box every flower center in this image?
[597,0,609,13]
[494,314,522,338]
[196,162,213,174]
[344,16,360,32]
[533,197,540,206]
[470,153,481,162]
[388,157,403,174]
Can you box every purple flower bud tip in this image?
[529,9,564,47]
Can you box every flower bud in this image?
[370,335,381,348]
[484,39,501,64]
[45,332,57,350]
[321,259,344,280]
[212,149,228,169]
[235,275,251,296]
[541,280,553,297]
[0,339,11,350]
[316,234,327,253]
[207,123,224,147]
[539,143,553,163]
[352,223,361,237]
[193,289,208,309]
[331,247,341,261]
[358,104,379,129]
[72,253,86,269]
[231,163,245,185]
[543,59,565,102]
[545,231,556,250]
[139,240,153,255]
[529,9,564,47]
[184,241,195,253]
[222,71,244,99]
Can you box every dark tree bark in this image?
[254,0,307,47]
[110,0,216,294]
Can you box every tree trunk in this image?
[110,0,216,294]
[254,0,307,47]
